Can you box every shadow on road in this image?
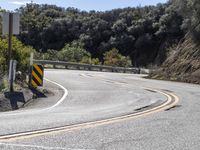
[4,92,25,110]
[30,88,47,99]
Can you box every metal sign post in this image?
[8,60,17,92]
[29,53,34,88]
[8,13,13,92]
[2,12,20,92]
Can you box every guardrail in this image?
[33,60,149,74]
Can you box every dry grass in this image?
[149,38,200,84]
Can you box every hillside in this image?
[16,2,183,67]
[1,0,200,85]
[150,36,200,84]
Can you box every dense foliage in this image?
[148,0,200,84]
[17,2,185,67]
[0,36,34,73]
[1,0,200,69]
[103,48,132,67]
[170,0,200,41]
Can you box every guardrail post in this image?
[132,69,135,74]
[138,68,141,74]
[53,64,56,69]
[77,66,80,70]
[123,68,126,73]
[88,65,91,71]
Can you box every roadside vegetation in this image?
[16,2,184,67]
[0,36,35,91]
[34,43,131,67]
[0,0,200,84]
[149,0,200,84]
[103,48,132,67]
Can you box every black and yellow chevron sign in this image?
[31,64,44,88]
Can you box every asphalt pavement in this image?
[0,69,199,150]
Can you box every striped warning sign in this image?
[31,64,44,88]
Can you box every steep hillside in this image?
[150,37,200,84]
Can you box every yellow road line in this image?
[0,89,179,141]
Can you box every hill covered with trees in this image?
[16,1,183,67]
[150,0,200,84]
[1,0,200,84]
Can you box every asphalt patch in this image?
[144,89,157,93]
[165,105,182,111]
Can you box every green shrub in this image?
[103,48,132,67]
[0,76,8,92]
[34,49,58,60]
[80,56,101,65]
[57,44,90,62]
[0,36,34,74]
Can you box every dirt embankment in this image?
[150,37,200,84]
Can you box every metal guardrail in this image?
[33,60,149,74]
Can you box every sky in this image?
[0,0,168,12]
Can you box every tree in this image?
[18,3,66,50]
[171,0,200,40]
[15,2,187,67]
[57,43,90,62]
[0,8,6,35]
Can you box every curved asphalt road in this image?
[0,69,199,150]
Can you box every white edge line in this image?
[43,78,68,110]
[0,142,94,150]
[0,78,68,116]
[0,89,178,141]
[0,142,67,150]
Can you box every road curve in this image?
[0,69,199,150]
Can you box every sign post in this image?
[8,13,13,67]
[2,12,20,92]
[8,13,13,92]
[8,60,17,92]
[29,53,34,88]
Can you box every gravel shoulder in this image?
[0,79,63,112]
